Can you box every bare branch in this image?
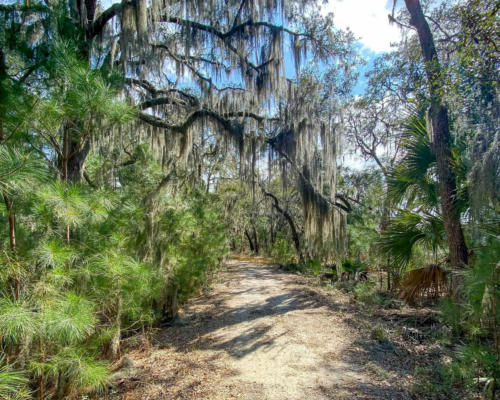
[88,3,123,38]
[125,78,200,105]
[139,108,275,133]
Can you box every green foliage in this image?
[370,325,387,341]
[342,258,367,273]
[0,358,30,400]
[441,238,500,337]
[305,258,322,275]
[0,299,37,346]
[353,280,378,305]
[432,238,500,399]
[0,179,228,398]
[0,1,498,400]
[341,168,384,267]
[271,232,295,264]
[412,365,462,400]
[0,147,48,194]
[44,348,109,393]
[160,191,229,305]
[379,210,445,272]
[0,17,228,400]
[42,292,97,345]
[387,117,437,208]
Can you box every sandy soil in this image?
[108,259,424,400]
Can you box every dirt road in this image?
[110,259,415,399]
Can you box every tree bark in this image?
[107,294,122,360]
[404,0,468,269]
[58,128,91,183]
[3,194,15,252]
[244,229,255,252]
[252,225,259,254]
[66,137,91,183]
[57,1,95,183]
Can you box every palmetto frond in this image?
[387,116,438,208]
[378,209,445,269]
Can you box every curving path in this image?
[110,259,413,399]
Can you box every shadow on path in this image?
[113,260,422,399]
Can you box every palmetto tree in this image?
[379,116,468,282]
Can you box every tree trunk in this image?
[66,137,91,183]
[245,229,255,252]
[262,189,304,263]
[38,339,45,400]
[206,172,211,193]
[55,371,66,400]
[59,132,91,183]
[3,194,15,252]
[107,295,122,360]
[404,0,468,269]
[252,225,259,254]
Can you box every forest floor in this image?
[107,258,444,400]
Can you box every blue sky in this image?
[324,0,402,95]
[325,0,401,53]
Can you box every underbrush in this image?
[334,279,404,309]
[412,239,499,400]
[270,234,294,265]
[0,178,228,399]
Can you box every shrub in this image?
[353,280,378,305]
[271,233,295,264]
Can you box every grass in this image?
[365,361,391,380]
[370,325,387,341]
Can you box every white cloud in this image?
[322,0,401,53]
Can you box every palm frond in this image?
[378,209,445,269]
[387,116,438,208]
[398,264,448,303]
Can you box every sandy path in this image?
[110,260,412,399]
